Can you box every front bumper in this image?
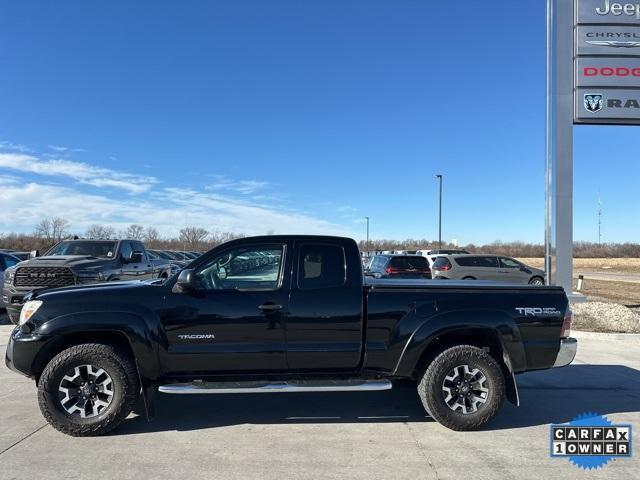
[2,284,31,322]
[5,328,53,378]
[553,337,577,368]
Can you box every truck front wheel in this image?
[37,343,140,436]
[418,345,505,431]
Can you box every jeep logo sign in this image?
[579,0,640,23]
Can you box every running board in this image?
[158,379,392,394]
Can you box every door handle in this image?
[258,302,283,312]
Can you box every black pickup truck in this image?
[2,238,173,324]
[5,235,576,436]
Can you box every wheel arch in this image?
[32,311,161,420]
[394,314,523,406]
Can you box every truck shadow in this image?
[114,364,640,435]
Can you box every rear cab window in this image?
[298,243,346,290]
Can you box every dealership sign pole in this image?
[546,0,574,292]
[546,0,640,292]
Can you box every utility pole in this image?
[435,174,443,248]
[598,192,602,245]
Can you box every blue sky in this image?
[1,0,638,244]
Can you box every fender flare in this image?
[393,309,524,405]
[35,310,161,420]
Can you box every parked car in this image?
[0,250,32,261]
[365,254,431,279]
[2,239,173,324]
[431,254,546,285]
[5,234,575,436]
[417,249,471,267]
[0,252,21,292]
[146,250,181,276]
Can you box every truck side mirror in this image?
[174,269,197,293]
[30,250,40,258]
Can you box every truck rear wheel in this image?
[37,343,140,436]
[418,345,505,431]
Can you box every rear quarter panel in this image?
[364,283,568,376]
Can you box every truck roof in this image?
[219,235,356,245]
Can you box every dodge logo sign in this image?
[584,94,604,112]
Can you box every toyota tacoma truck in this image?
[2,238,173,324]
[4,235,576,436]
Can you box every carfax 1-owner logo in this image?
[550,413,633,470]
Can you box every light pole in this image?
[435,174,443,248]
[365,216,370,250]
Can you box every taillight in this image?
[385,267,399,274]
[560,309,572,338]
[433,264,451,271]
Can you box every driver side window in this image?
[499,257,521,268]
[119,242,133,262]
[194,244,284,291]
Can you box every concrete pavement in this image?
[0,322,638,480]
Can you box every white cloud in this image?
[0,143,357,238]
[205,175,270,194]
[48,144,85,153]
[0,182,354,238]
[0,152,157,194]
[0,141,33,153]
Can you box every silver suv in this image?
[431,254,545,285]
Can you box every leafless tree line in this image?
[0,218,244,253]
[1,217,639,257]
[359,238,640,258]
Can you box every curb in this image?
[573,330,640,340]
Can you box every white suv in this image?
[431,254,545,285]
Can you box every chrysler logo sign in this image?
[586,40,640,47]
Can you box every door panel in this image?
[160,289,289,375]
[286,242,363,372]
[159,242,290,376]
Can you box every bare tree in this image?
[123,224,145,240]
[179,226,209,247]
[34,217,70,243]
[144,226,160,243]
[85,224,116,239]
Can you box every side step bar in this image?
[158,379,392,394]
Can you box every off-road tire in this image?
[38,343,139,436]
[418,345,505,431]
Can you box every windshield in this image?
[45,241,118,258]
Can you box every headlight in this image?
[4,270,15,284]
[19,300,43,326]
[76,270,105,282]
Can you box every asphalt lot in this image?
[0,313,638,480]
